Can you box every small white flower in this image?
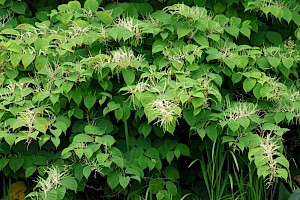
[150,99,181,131]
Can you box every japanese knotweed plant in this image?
[0,0,300,199]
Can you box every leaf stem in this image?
[124,120,129,151]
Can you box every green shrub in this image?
[0,0,300,199]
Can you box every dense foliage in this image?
[1,0,300,199]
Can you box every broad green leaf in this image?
[4,134,16,147]
[240,26,250,38]
[275,157,289,168]
[45,189,57,200]
[274,112,285,124]
[152,40,167,54]
[228,120,239,132]
[282,57,294,69]
[68,1,81,10]
[9,157,24,173]
[84,96,97,110]
[137,155,148,170]
[225,26,239,38]
[10,53,22,67]
[84,0,99,12]
[166,151,174,164]
[83,165,92,179]
[214,2,226,13]
[85,125,103,135]
[267,56,281,68]
[138,122,152,138]
[243,78,256,93]
[11,2,26,14]
[166,181,177,196]
[56,187,66,200]
[163,166,179,179]
[282,7,292,23]
[0,158,9,170]
[193,33,209,46]
[119,176,130,189]
[0,29,20,36]
[175,144,190,157]
[33,117,49,134]
[107,172,120,189]
[149,179,165,194]
[96,11,113,24]
[266,31,282,44]
[73,134,93,143]
[34,38,50,51]
[177,27,191,39]
[60,177,78,191]
[122,69,135,85]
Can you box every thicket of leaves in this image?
[1,0,300,199]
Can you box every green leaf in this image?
[0,0,6,5]
[56,187,66,200]
[32,92,49,103]
[237,117,250,129]
[84,96,97,110]
[36,11,48,21]
[25,166,36,177]
[240,26,250,38]
[107,171,120,189]
[232,73,242,83]
[282,7,292,23]
[145,147,160,158]
[84,0,99,12]
[138,123,152,138]
[177,27,191,39]
[267,57,281,68]
[9,157,24,173]
[166,151,174,164]
[122,69,135,85]
[228,120,239,132]
[10,53,22,67]
[225,26,239,38]
[149,179,165,194]
[289,189,300,200]
[33,117,49,134]
[96,11,113,25]
[34,38,50,51]
[68,1,81,10]
[0,29,20,36]
[175,144,190,157]
[214,2,226,13]
[85,125,103,135]
[152,40,167,54]
[162,166,179,179]
[274,112,285,124]
[73,134,93,143]
[60,177,78,191]
[166,181,177,196]
[282,57,294,69]
[11,2,26,14]
[193,33,209,46]
[45,189,57,200]
[119,176,130,189]
[205,125,218,141]
[0,158,9,170]
[83,165,92,179]
[243,78,256,93]
[266,31,282,44]
[95,135,115,147]
[275,157,289,168]
[4,134,16,147]
[138,156,148,170]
